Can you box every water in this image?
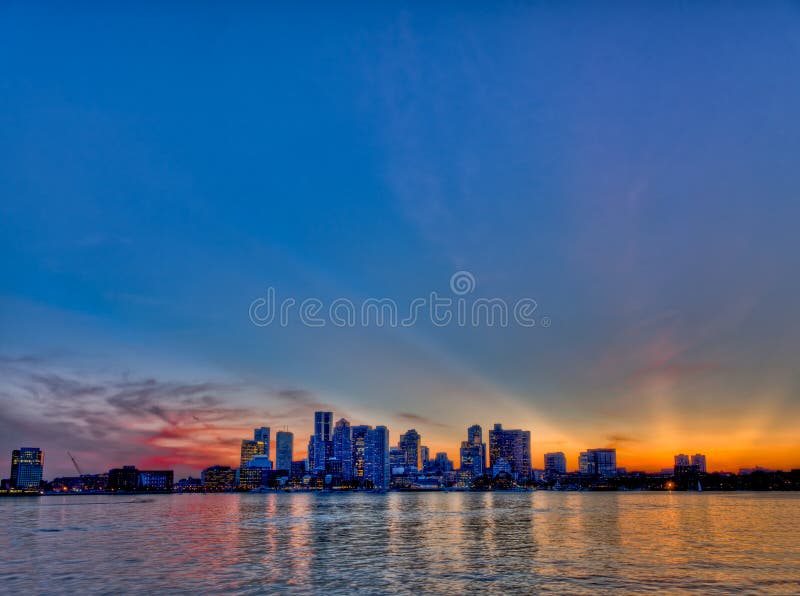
[1,492,798,594]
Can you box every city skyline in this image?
[8,405,795,482]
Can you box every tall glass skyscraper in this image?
[10,447,43,490]
[460,424,486,478]
[351,425,372,481]
[332,418,353,480]
[275,431,293,472]
[398,429,421,470]
[254,427,271,455]
[365,426,389,490]
[310,411,333,472]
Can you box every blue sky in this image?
[2,2,799,476]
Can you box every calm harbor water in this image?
[2,491,798,594]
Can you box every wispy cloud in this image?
[394,411,449,429]
[0,356,324,476]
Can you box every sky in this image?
[2,2,800,478]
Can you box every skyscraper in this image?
[254,427,271,455]
[310,411,333,473]
[467,424,486,469]
[365,426,389,490]
[351,425,372,481]
[398,429,421,470]
[489,424,532,481]
[544,452,567,475]
[10,447,43,490]
[460,424,486,479]
[691,453,707,473]
[332,418,353,480]
[276,431,293,472]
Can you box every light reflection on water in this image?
[2,492,798,594]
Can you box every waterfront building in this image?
[275,431,294,472]
[10,447,43,490]
[365,426,390,490]
[202,465,236,491]
[138,470,174,492]
[51,476,85,492]
[108,466,173,492]
[579,448,617,477]
[675,454,691,468]
[489,424,532,480]
[108,465,139,492]
[351,425,372,481]
[174,477,202,492]
[332,418,353,480]
[692,454,707,473]
[240,455,273,490]
[544,452,567,475]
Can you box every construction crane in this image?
[67,451,84,476]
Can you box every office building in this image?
[675,454,690,468]
[420,446,430,470]
[108,465,139,492]
[10,447,43,490]
[240,439,265,469]
[275,431,293,472]
[398,429,422,471]
[489,424,532,480]
[365,426,390,490]
[201,465,235,491]
[544,452,567,475]
[691,453,707,473]
[332,418,353,480]
[351,425,372,481]
[254,427,271,453]
[460,424,486,479]
[137,470,173,492]
[389,447,406,473]
[108,465,173,492]
[239,455,273,489]
[310,411,333,473]
[290,460,307,479]
[434,452,454,473]
[579,449,617,477]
